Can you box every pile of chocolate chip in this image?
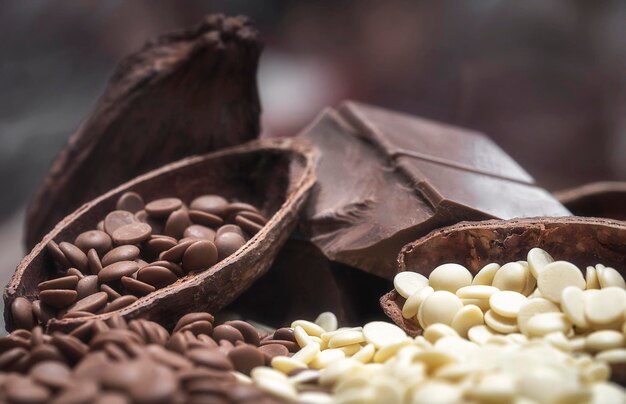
[12,192,267,328]
[0,311,306,403]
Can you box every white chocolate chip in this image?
[527,247,554,278]
[526,312,572,337]
[460,297,490,312]
[586,266,600,290]
[467,325,496,345]
[586,330,626,352]
[428,263,472,293]
[456,285,500,299]
[292,320,326,337]
[352,344,375,363]
[318,358,361,386]
[537,261,585,303]
[410,381,463,404]
[489,290,527,318]
[484,309,519,334]
[518,298,561,335]
[472,263,500,286]
[451,305,484,337]
[362,321,407,348]
[292,342,321,365]
[401,286,433,319]
[584,287,626,326]
[419,291,464,328]
[328,330,365,348]
[560,286,589,329]
[255,377,298,401]
[314,312,338,332]
[423,323,459,344]
[590,382,626,404]
[272,356,308,374]
[310,349,346,369]
[467,373,516,403]
[492,262,529,293]
[595,348,626,364]
[393,271,429,299]
[597,266,626,289]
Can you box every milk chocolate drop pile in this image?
[0,311,300,403]
[15,192,267,327]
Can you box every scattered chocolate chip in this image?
[101,245,140,267]
[76,275,99,300]
[38,275,79,292]
[188,210,224,228]
[145,198,183,218]
[190,195,228,216]
[184,224,216,241]
[99,261,139,283]
[67,292,109,314]
[58,242,88,272]
[136,266,178,289]
[116,192,145,213]
[215,232,246,260]
[112,222,152,245]
[182,241,218,272]
[121,276,156,297]
[212,325,244,345]
[11,297,35,330]
[227,344,264,375]
[39,289,78,309]
[104,210,138,237]
[164,208,192,239]
[74,230,113,255]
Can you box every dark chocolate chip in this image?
[186,348,233,371]
[67,292,109,314]
[38,275,79,292]
[164,208,192,239]
[58,242,88,272]
[116,192,145,213]
[227,344,264,375]
[258,343,289,364]
[212,325,244,345]
[76,275,99,300]
[214,232,246,260]
[215,224,245,239]
[234,214,264,235]
[100,284,122,301]
[11,297,35,330]
[104,210,138,236]
[225,320,260,346]
[87,249,103,275]
[47,240,71,269]
[145,198,183,218]
[99,261,139,283]
[121,276,156,297]
[188,210,224,228]
[39,289,78,309]
[74,230,112,255]
[183,225,216,241]
[101,245,140,266]
[143,237,178,259]
[159,240,194,263]
[136,266,178,289]
[174,312,215,333]
[30,360,72,389]
[182,240,218,272]
[190,195,228,216]
[112,222,152,245]
[103,295,138,313]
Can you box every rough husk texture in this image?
[5,139,317,333]
[25,14,263,248]
[380,216,626,383]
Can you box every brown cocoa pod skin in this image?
[25,14,263,249]
[5,139,317,333]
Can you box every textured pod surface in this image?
[25,14,263,248]
[5,139,317,333]
[381,217,626,337]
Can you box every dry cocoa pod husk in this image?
[5,139,316,333]
[25,14,263,249]
[555,181,626,220]
[380,216,626,385]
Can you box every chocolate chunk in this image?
[74,230,113,255]
[182,241,219,272]
[116,192,145,213]
[300,101,571,278]
[112,222,152,245]
[215,233,246,260]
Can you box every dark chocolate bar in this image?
[300,101,570,279]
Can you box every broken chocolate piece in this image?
[25,14,263,248]
[555,181,626,220]
[300,101,570,279]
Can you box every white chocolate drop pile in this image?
[248,248,626,403]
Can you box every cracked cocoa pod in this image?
[5,139,316,333]
[555,181,626,220]
[381,217,626,336]
[25,14,263,248]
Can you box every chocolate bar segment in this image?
[300,101,570,279]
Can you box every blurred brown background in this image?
[1,0,625,296]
